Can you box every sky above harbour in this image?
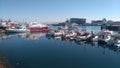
[0,0,120,23]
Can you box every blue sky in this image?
[0,0,120,23]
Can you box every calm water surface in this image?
[0,26,120,68]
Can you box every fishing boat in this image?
[0,20,8,29]
[0,19,18,30]
[26,21,49,32]
[6,26,30,33]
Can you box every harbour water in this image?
[0,26,120,68]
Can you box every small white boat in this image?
[114,39,120,48]
[54,35,62,40]
[54,30,65,37]
[54,32,63,36]
[6,26,30,33]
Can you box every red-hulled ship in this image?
[26,21,49,32]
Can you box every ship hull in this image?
[27,27,49,32]
[6,29,30,33]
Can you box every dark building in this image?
[58,22,66,26]
[52,22,66,26]
[69,18,86,25]
[91,20,103,25]
[91,18,107,25]
[112,21,120,25]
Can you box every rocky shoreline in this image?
[0,29,6,33]
[0,50,14,68]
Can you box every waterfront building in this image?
[106,20,120,26]
[91,18,107,25]
[69,18,86,25]
[112,21,120,25]
[107,20,114,24]
[102,20,120,31]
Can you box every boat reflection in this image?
[0,32,120,55]
[22,32,45,40]
[0,32,45,40]
[0,33,20,40]
[46,33,120,55]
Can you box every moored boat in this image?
[0,19,19,29]
[0,20,7,29]
[6,26,30,33]
[26,21,49,32]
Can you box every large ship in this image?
[26,21,49,32]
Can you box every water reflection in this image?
[0,26,120,68]
[21,32,45,40]
[0,32,45,40]
[45,33,120,55]
[0,31,120,55]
